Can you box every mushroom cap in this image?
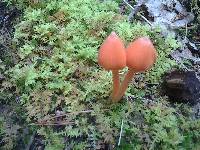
[126,37,157,72]
[98,32,126,70]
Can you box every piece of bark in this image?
[162,70,200,105]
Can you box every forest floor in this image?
[0,0,200,150]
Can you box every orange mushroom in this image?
[98,32,126,102]
[115,37,157,102]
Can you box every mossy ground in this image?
[0,0,200,149]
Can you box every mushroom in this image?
[98,32,126,102]
[115,37,157,102]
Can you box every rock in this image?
[162,70,200,105]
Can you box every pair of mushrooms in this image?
[98,32,157,102]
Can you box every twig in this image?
[123,0,134,10]
[43,109,109,122]
[138,13,153,26]
[122,0,152,26]
[184,23,188,41]
[41,110,94,122]
[30,121,74,126]
[118,119,124,146]
[33,109,109,126]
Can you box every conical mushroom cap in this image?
[98,32,126,70]
[126,37,157,72]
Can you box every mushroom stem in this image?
[115,69,135,102]
[111,70,120,102]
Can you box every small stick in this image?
[184,23,188,41]
[41,110,94,121]
[118,119,124,146]
[36,109,109,125]
[123,0,152,26]
[30,121,74,126]
[139,13,153,26]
